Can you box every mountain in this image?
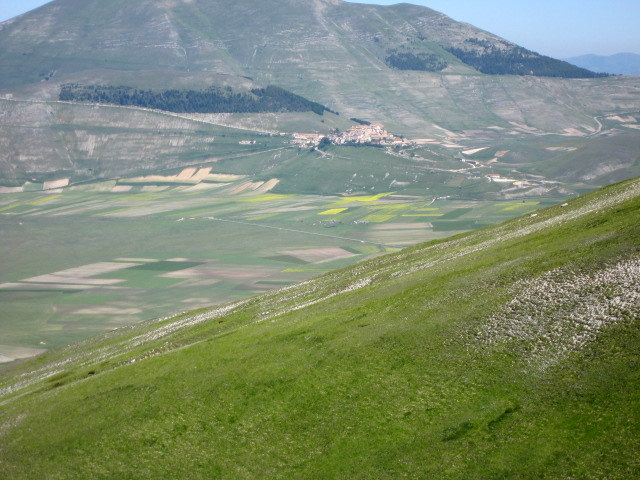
[0,0,601,92]
[565,53,640,76]
[2,0,640,187]
[1,177,638,478]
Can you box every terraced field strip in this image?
[319,208,348,215]
[279,248,358,264]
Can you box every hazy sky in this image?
[0,0,638,58]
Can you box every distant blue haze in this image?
[564,53,640,76]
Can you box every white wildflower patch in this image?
[259,277,373,322]
[477,258,640,371]
[0,413,26,438]
[125,299,250,348]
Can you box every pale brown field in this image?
[373,223,432,230]
[183,183,224,192]
[114,258,159,263]
[42,179,69,190]
[177,167,199,180]
[546,147,578,152]
[45,262,140,277]
[23,275,125,285]
[0,282,91,291]
[227,181,253,194]
[562,128,587,136]
[280,247,358,264]
[19,262,140,286]
[462,147,489,155]
[73,307,143,315]
[0,186,24,193]
[256,179,282,193]
[190,167,213,182]
[608,115,636,122]
[0,345,46,364]
[162,265,279,281]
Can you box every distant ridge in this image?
[565,53,640,76]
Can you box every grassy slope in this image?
[0,178,638,478]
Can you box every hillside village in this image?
[292,123,413,148]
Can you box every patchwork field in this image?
[0,173,563,362]
[2,115,638,363]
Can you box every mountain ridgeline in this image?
[59,84,330,114]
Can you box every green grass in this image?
[0,178,638,478]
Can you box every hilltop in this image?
[1,177,638,478]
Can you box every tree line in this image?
[446,40,609,78]
[385,51,448,72]
[59,84,330,115]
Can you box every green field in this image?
[0,178,637,478]
[1,170,562,360]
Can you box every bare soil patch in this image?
[280,247,358,264]
[21,262,140,286]
[562,128,586,136]
[73,307,143,315]
[0,344,46,363]
[462,147,489,156]
[177,167,198,180]
[373,223,431,230]
[115,258,159,263]
[23,275,125,285]
[0,186,24,193]
[48,262,141,277]
[255,178,280,193]
[190,167,213,182]
[0,282,92,291]
[546,147,578,152]
[608,115,636,122]
[184,183,223,192]
[228,181,253,194]
[43,179,69,190]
